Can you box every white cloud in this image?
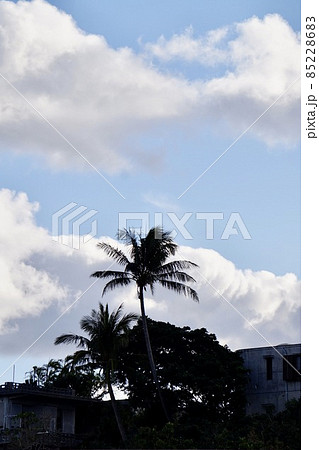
[0,189,70,333]
[141,245,300,350]
[0,0,198,173]
[143,25,229,66]
[0,1,300,176]
[145,14,300,146]
[201,14,301,146]
[0,189,300,356]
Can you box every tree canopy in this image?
[55,302,138,443]
[116,318,248,426]
[26,317,301,449]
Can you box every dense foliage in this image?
[25,318,300,449]
[116,318,248,427]
[25,357,100,398]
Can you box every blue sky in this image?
[0,0,301,382]
[48,0,300,47]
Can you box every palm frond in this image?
[96,242,129,266]
[157,279,199,302]
[157,260,199,274]
[110,302,125,325]
[117,228,136,243]
[117,229,140,259]
[80,314,100,336]
[91,270,132,280]
[157,271,196,284]
[101,277,132,296]
[115,312,139,333]
[54,333,90,348]
[66,350,92,367]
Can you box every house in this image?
[238,343,301,415]
[0,382,98,447]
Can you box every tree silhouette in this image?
[55,302,138,443]
[91,227,199,420]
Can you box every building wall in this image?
[23,403,57,431]
[238,343,301,415]
[0,398,22,428]
[0,398,75,433]
[0,399,6,428]
[62,408,75,434]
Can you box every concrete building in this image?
[0,382,96,447]
[238,343,301,415]
[0,382,77,433]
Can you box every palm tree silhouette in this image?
[55,302,138,443]
[91,227,199,420]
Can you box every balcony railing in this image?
[0,382,75,397]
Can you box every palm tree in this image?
[91,227,199,420]
[25,360,63,387]
[55,302,138,444]
[41,359,64,386]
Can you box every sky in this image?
[0,0,302,384]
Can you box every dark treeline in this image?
[27,317,300,449]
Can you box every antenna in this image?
[12,364,15,383]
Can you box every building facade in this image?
[0,382,100,447]
[0,382,77,434]
[238,343,301,415]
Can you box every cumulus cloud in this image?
[145,14,301,146]
[177,245,300,343]
[0,0,198,173]
[0,188,300,356]
[0,189,70,333]
[0,1,300,175]
[201,14,301,145]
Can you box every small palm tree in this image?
[91,227,199,420]
[55,302,138,443]
[25,360,63,387]
[42,359,64,385]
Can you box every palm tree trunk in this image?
[106,368,127,444]
[138,287,170,421]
